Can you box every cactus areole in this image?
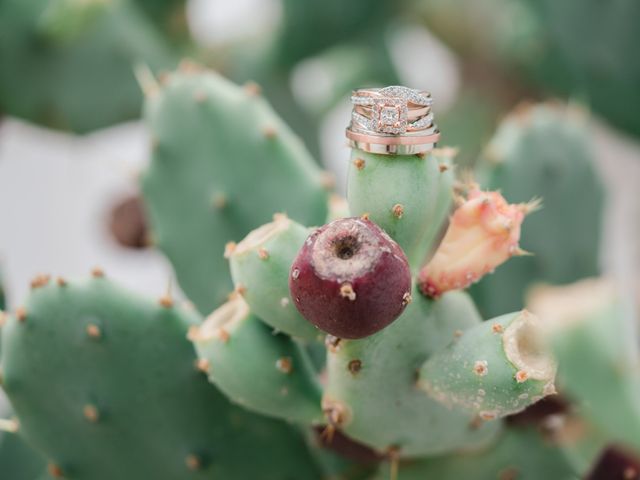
[289,217,411,339]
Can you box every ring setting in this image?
[346,86,440,155]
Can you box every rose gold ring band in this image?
[346,128,440,155]
[346,128,440,145]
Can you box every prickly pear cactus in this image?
[0,274,323,479]
[141,65,329,313]
[1,66,634,479]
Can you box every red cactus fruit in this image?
[289,217,411,339]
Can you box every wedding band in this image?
[346,85,440,154]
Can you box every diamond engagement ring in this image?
[346,86,440,155]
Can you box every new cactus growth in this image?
[1,66,631,480]
[227,214,322,342]
[418,185,535,298]
[289,217,412,339]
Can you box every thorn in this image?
[133,63,160,97]
[512,247,533,257]
[211,192,227,210]
[56,276,67,287]
[391,204,404,219]
[159,277,174,308]
[83,404,99,423]
[0,418,19,433]
[415,152,426,158]
[243,81,262,96]
[453,194,466,207]
[262,126,278,139]
[234,284,246,296]
[48,463,64,478]
[515,370,529,383]
[321,424,336,443]
[360,212,370,221]
[194,358,210,373]
[257,248,269,260]
[402,292,412,306]
[224,242,237,259]
[30,274,51,289]
[325,335,342,353]
[339,283,356,301]
[473,360,489,376]
[159,295,174,308]
[217,328,230,343]
[453,329,463,339]
[185,454,202,470]
[480,410,497,421]
[86,324,102,339]
[276,357,293,374]
[492,323,504,334]
[272,213,289,224]
[520,197,543,215]
[439,164,449,172]
[347,359,362,375]
[91,267,105,278]
[353,158,366,170]
[322,398,349,430]
[15,306,27,323]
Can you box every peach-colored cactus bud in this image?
[418,185,536,298]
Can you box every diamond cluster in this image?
[350,86,435,135]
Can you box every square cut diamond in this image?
[373,99,408,134]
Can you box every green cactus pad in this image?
[228,215,321,341]
[346,148,454,270]
[0,276,322,479]
[142,68,329,313]
[0,0,177,132]
[470,103,604,317]
[419,310,557,419]
[323,289,500,457]
[190,295,323,425]
[373,427,576,480]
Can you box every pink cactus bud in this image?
[418,186,536,298]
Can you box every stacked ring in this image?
[346,86,440,155]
